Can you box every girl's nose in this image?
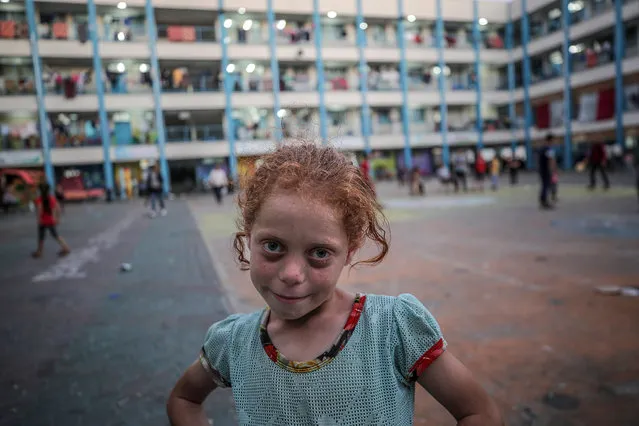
[278,255,305,285]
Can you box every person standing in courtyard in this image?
[490,155,501,191]
[147,163,167,217]
[587,142,610,190]
[359,152,376,196]
[539,134,557,210]
[507,155,520,186]
[474,152,487,192]
[452,150,469,192]
[32,182,71,258]
[208,163,229,205]
[167,143,503,426]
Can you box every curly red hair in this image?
[233,143,389,270]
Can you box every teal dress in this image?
[200,293,446,425]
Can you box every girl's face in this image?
[248,190,352,321]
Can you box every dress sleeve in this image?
[200,314,240,388]
[392,294,447,384]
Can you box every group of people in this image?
[402,152,522,197]
[537,135,627,210]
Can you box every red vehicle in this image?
[0,168,43,206]
[58,173,105,201]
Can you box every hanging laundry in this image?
[0,21,16,39]
[63,77,77,99]
[595,88,615,120]
[53,22,68,39]
[77,22,89,43]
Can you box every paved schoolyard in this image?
[1,173,638,425]
[0,202,236,426]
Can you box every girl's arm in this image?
[54,202,62,223]
[418,351,503,426]
[35,204,42,222]
[167,360,217,426]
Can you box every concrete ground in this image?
[1,172,638,425]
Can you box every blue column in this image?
[520,0,534,169]
[145,0,170,193]
[506,21,517,156]
[25,0,54,187]
[397,0,412,169]
[561,0,573,170]
[614,0,625,149]
[313,0,328,142]
[472,0,483,150]
[435,0,450,166]
[356,0,371,154]
[87,0,114,195]
[266,0,283,142]
[218,3,237,180]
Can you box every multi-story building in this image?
[0,0,637,194]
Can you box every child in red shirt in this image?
[32,183,71,258]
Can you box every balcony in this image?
[512,0,639,61]
[165,125,224,142]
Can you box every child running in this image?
[167,143,502,425]
[32,182,71,258]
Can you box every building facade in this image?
[0,0,637,193]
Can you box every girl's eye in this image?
[263,241,282,253]
[310,248,330,260]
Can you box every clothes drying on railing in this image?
[327,77,348,90]
[626,84,639,111]
[167,25,197,42]
[52,22,68,39]
[578,88,616,122]
[0,20,16,38]
[485,34,504,49]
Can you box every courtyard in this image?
[1,177,638,426]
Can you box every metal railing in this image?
[165,125,224,142]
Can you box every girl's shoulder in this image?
[204,310,263,345]
[363,293,441,332]
[363,293,446,383]
[364,293,431,313]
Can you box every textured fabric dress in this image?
[200,293,446,425]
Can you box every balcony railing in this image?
[0,19,29,39]
[165,125,224,142]
[157,25,216,43]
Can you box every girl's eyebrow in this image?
[254,231,341,249]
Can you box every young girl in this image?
[167,144,502,425]
[32,182,71,258]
